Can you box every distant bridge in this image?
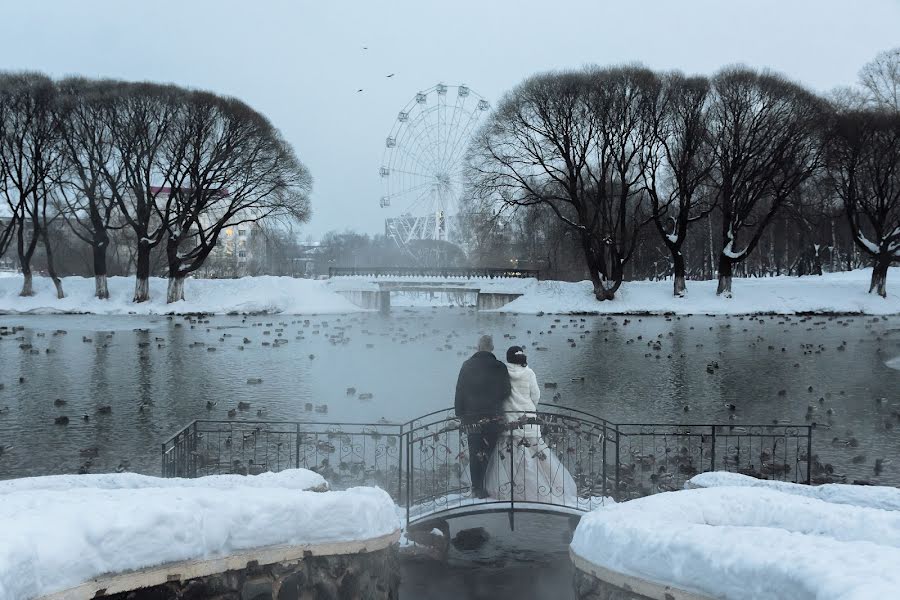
[327,267,539,312]
[327,267,540,279]
[162,408,813,531]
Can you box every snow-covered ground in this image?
[0,469,327,494]
[0,470,399,600]
[0,268,898,316]
[571,483,900,599]
[499,267,900,315]
[686,472,900,511]
[0,275,362,315]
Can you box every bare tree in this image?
[859,47,900,112]
[469,66,657,300]
[159,91,311,302]
[825,109,900,297]
[103,82,183,302]
[642,73,714,296]
[56,78,121,299]
[0,73,65,298]
[707,68,826,296]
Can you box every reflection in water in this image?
[1,311,899,485]
[400,513,577,600]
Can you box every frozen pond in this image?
[1,309,899,486]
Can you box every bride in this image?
[483,346,578,505]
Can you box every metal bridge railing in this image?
[161,408,812,528]
[327,266,540,279]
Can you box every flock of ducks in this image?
[0,312,897,482]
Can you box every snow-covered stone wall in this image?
[570,482,900,600]
[1,471,401,600]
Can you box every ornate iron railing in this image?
[161,409,812,528]
[327,267,540,279]
[162,419,404,499]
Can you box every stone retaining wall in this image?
[571,551,711,600]
[99,546,399,600]
[40,533,400,600]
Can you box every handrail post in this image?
[710,426,717,472]
[405,427,411,529]
[508,426,515,531]
[806,425,813,485]
[295,423,301,469]
[397,424,404,506]
[614,425,621,500]
[601,424,607,500]
[191,421,198,478]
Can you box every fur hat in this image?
[506,345,527,366]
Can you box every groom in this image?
[454,335,510,498]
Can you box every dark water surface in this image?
[1,309,899,599]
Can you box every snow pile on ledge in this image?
[686,472,900,511]
[0,469,328,494]
[0,470,400,600]
[498,268,900,315]
[571,486,900,599]
[0,275,362,316]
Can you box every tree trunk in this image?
[133,244,151,303]
[706,214,715,280]
[811,245,823,276]
[93,241,109,299]
[716,253,734,297]
[41,231,64,299]
[869,255,890,298]
[673,251,686,297]
[18,226,37,297]
[166,275,186,303]
[830,219,839,272]
[95,274,109,300]
[20,269,33,297]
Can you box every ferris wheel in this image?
[379,83,491,247]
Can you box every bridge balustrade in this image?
[162,408,812,528]
[327,266,540,279]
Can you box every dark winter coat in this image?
[454,351,511,424]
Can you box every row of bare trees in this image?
[0,73,311,303]
[466,49,900,300]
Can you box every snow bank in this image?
[687,472,900,511]
[0,470,399,600]
[2,269,898,316]
[571,486,900,599]
[0,275,362,315]
[0,469,327,494]
[498,268,900,315]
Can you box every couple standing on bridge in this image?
[454,335,578,505]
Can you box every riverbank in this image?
[497,267,900,315]
[0,268,898,316]
[0,275,362,315]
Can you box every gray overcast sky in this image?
[1,0,898,239]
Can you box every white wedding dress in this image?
[483,363,578,506]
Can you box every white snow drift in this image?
[0,275,362,315]
[0,268,898,315]
[686,471,900,511]
[571,484,900,599]
[0,470,400,600]
[499,267,900,315]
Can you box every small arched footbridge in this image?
[326,267,539,312]
[162,407,813,530]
